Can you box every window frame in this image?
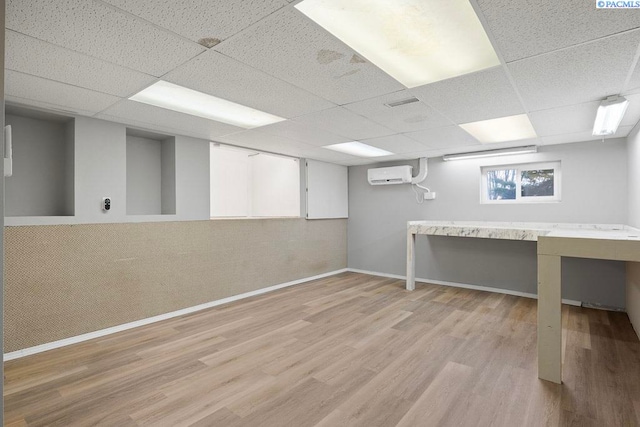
[480,161,561,204]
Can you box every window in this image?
[210,143,300,218]
[481,161,561,203]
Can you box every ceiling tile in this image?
[343,90,452,132]
[7,0,205,76]
[476,0,640,62]
[217,129,400,165]
[359,134,429,154]
[164,50,334,119]
[508,30,640,111]
[257,119,349,146]
[541,125,633,145]
[529,102,599,137]
[625,60,640,92]
[6,70,120,115]
[101,0,287,43]
[216,128,313,152]
[293,107,395,140]
[215,7,404,104]
[404,125,480,150]
[98,100,243,138]
[6,30,156,98]
[621,93,640,127]
[411,67,525,124]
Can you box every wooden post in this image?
[406,231,416,291]
[537,254,562,383]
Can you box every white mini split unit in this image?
[367,158,436,202]
[367,165,413,185]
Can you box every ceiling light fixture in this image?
[459,114,537,144]
[129,81,285,129]
[592,95,629,136]
[442,145,538,161]
[295,0,500,88]
[324,141,393,157]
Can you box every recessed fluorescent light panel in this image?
[593,95,629,136]
[295,0,500,88]
[324,142,393,157]
[442,145,538,161]
[129,81,285,129]
[459,114,537,144]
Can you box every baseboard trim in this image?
[347,268,582,307]
[4,268,349,361]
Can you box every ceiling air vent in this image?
[384,97,420,108]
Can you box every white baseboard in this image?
[4,268,349,361]
[347,268,582,307]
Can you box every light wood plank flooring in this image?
[4,272,640,426]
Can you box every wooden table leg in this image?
[537,254,562,383]
[406,231,416,291]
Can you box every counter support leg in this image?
[537,254,562,384]
[406,232,416,291]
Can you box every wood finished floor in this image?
[4,272,640,427]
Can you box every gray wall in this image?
[127,135,162,215]
[348,139,628,308]
[174,135,210,220]
[629,127,640,228]
[161,137,176,215]
[75,116,127,221]
[627,125,640,337]
[6,115,211,225]
[5,114,74,216]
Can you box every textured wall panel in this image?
[4,218,347,351]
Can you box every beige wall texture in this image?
[4,218,347,352]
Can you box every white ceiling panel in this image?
[541,126,634,146]
[101,0,287,44]
[215,7,404,105]
[529,102,599,137]
[508,30,640,111]
[7,0,205,77]
[411,67,525,124]
[359,134,429,154]
[294,107,395,140]
[257,119,349,146]
[6,30,156,98]
[6,70,120,115]
[216,128,360,162]
[341,154,414,166]
[164,50,334,119]
[343,90,452,132]
[621,93,640,127]
[476,0,640,62]
[98,100,243,138]
[404,125,480,150]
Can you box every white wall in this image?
[348,139,629,308]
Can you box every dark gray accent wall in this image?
[348,139,628,308]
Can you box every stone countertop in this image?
[407,221,640,242]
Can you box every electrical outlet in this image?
[102,197,111,211]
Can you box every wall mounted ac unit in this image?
[367,165,413,185]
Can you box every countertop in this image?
[407,221,640,242]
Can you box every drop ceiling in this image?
[5,0,640,165]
